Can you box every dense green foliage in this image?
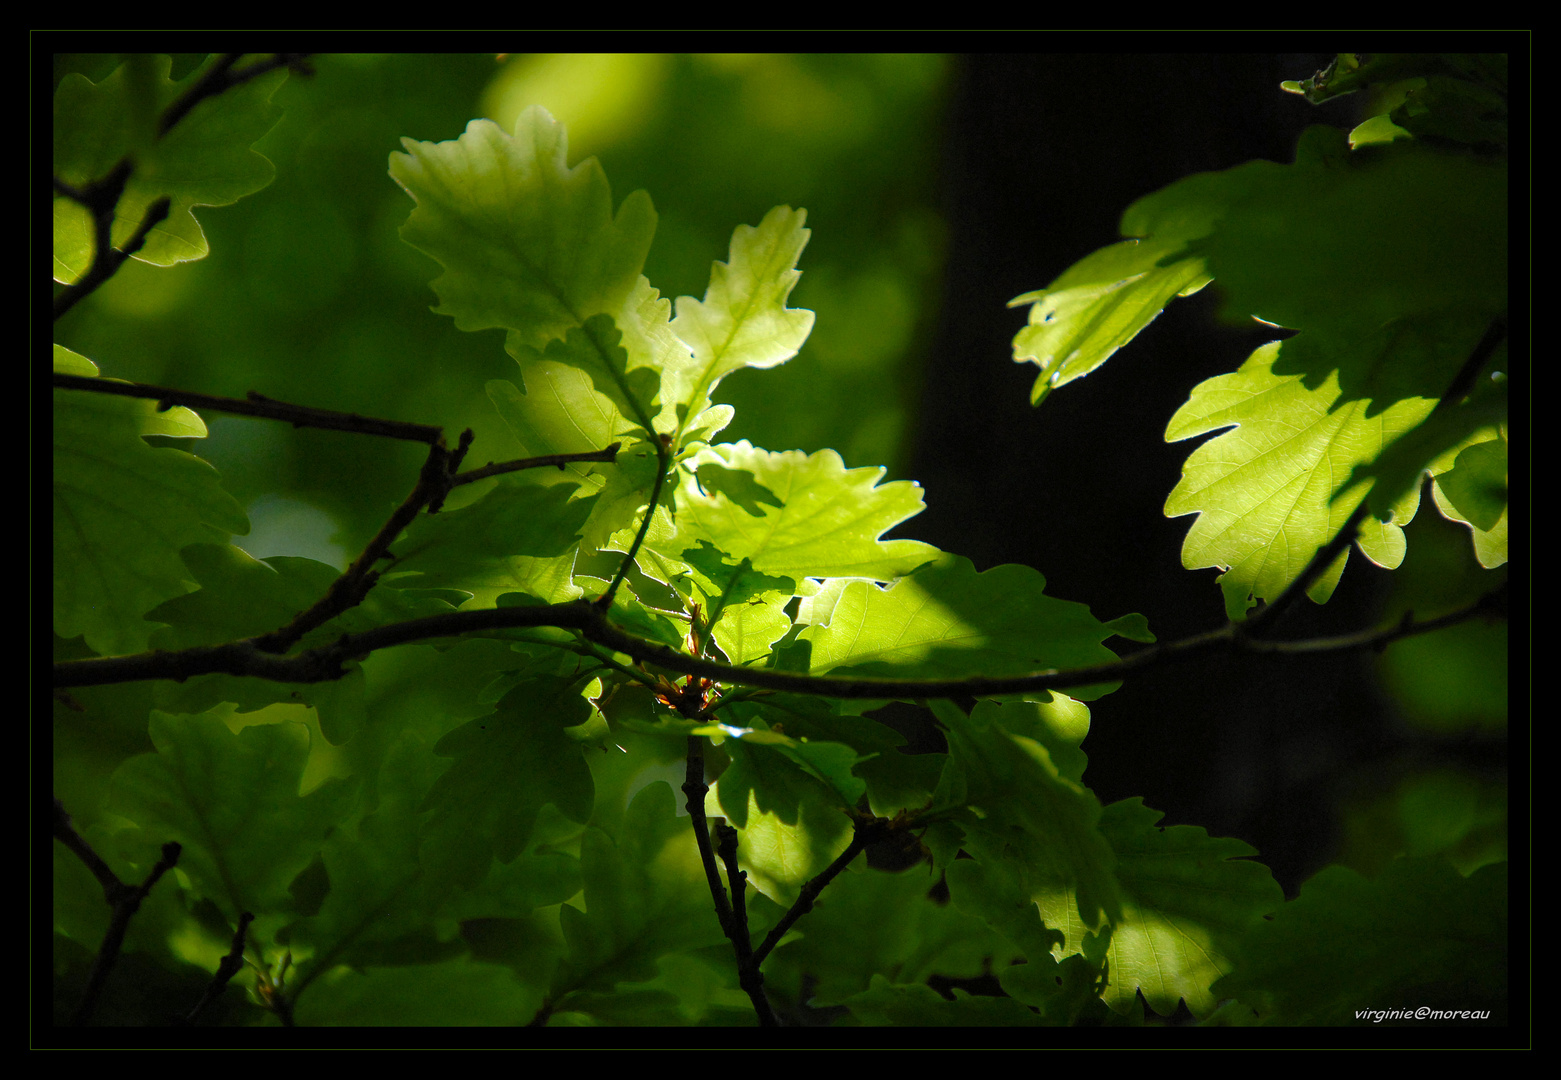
[51,53,1509,1032]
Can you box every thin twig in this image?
[682,738,778,1026]
[751,819,883,969]
[597,441,669,611]
[250,437,462,654]
[1435,316,1508,415]
[450,443,620,486]
[1238,500,1375,639]
[55,799,182,1026]
[53,584,1504,697]
[158,54,311,137]
[53,372,623,470]
[51,373,445,444]
[180,912,255,1025]
[252,435,617,654]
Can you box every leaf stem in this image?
[597,440,670,612]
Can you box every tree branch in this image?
[179,912,255,1026]
[53,584,1503,701]
[51,373,446,444]
[1436,315,1508,414]
[250,436,466,654]
[681,738,779,1026]
[750,817,884,968]
[55,798,182,1026]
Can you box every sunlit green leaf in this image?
[1430,428,1508,567]
[1009,239,1209,406]
[709,783,854,907]
[934,700,1122,933]
[1165,340,1432,620]
[672,541,796,665]
[652,440,937,583]
[713,725,864,827]
[1033,798,1283,1019]
[390,107,656,350]
[505,314,661,441]
[664,205,815,439]
[800,554,1137,700]
[387,479,597,607]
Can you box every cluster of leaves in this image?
[1009,52,1508,620]
[52,54,1507,1030]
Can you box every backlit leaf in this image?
[1034,798,1283,1019]
[1212,858,1506,1025]
[1009,239,1209,406]
[390,108,656,350]
[664,205,815,438]
[933,699,1121,932]
[653,441,938,583]
[388,479,597,606]
[1165,341,1431,620]
[800,554,1138,700]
